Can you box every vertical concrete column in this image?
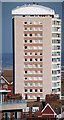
[0,94,2,104]
[21,111,24,119]
[17,112,21,119]
[28,111,32,118]
[0,112,3,120]
[10,112,13,120]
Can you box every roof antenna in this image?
[33,2,39,5]
[33,2,36,4]
[36,3,39,5]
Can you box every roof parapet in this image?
[12,4,55,16]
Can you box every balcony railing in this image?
[0,100,26,105]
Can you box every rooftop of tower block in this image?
[12,3,55,15]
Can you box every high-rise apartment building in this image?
[12,3,61,100]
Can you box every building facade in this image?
[12,3,61,100]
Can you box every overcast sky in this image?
[2,1,64,53]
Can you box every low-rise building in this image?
[0,76,13,92]
[0,90,27,119]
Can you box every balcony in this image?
[0,90,27,111]
[0,99,27,111]
[0,99,26,104]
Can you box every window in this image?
[52,58,57,62]
[52,76,57,81]
[35,71,37,73]
[25,59,27,61]
[23,15,25,17]
[25,83,27,86]
[39,83,42,86]
[35,21,38,24]
[35,33,37,36]
[25,28,27,30]
[30,34,32,36]
[34,77,38,80]
[30,40,32,43]
[1,79,5,83]
[25,53,27,55]
[53,21,61,25]
[40,59,42,61]
[40,71,42,73]
[30,59,32,61]
[57,64,60,68]
[24,34,27,36]
[34,40,38,43]
[30,22,32,24]
[25,89,27,92]
[52,52,57,56]
[28,46,33,50]
[40,53,42,55]
[52,88,60,93]
[40,64,42,67]
[35,59,37,61]
[24,64,28,68]
[38,46,42,49]
[29,77,33,80]
[35,64,38,67]
[30,15,34,17]
[30,28,32,30]
[25,71,27,74]
[57,88,60,92]
[3,84,8,89]
[34,83,38,86]
[40,33,42,36]
[40,27,42,30]
[57,58,60,62]
[52,39,60,44]
[57,70,60,74]
[52,83,57,87]
[29,64,33,68]
[52,46,60,50]
[30,95,33,98]
[24,22,27,24]
[30,53,32,55]
[35,89,37,92]
[28,71,33,74]
[35,27,38,30]
[30,83,33,86]
[35,53,37,55]
[52,33,61,38]
[52,70,57,75]
[34,46,38,49]
[25,46,27,49]
[40,40,43,43]
[25,77,27,80]
[52,89,56,92]
[40,89,42,92]
[52,64,57,69]
[39,22,42,24]
[39,77,42,80]
[30,89,32,92]
[25,40,27,43]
